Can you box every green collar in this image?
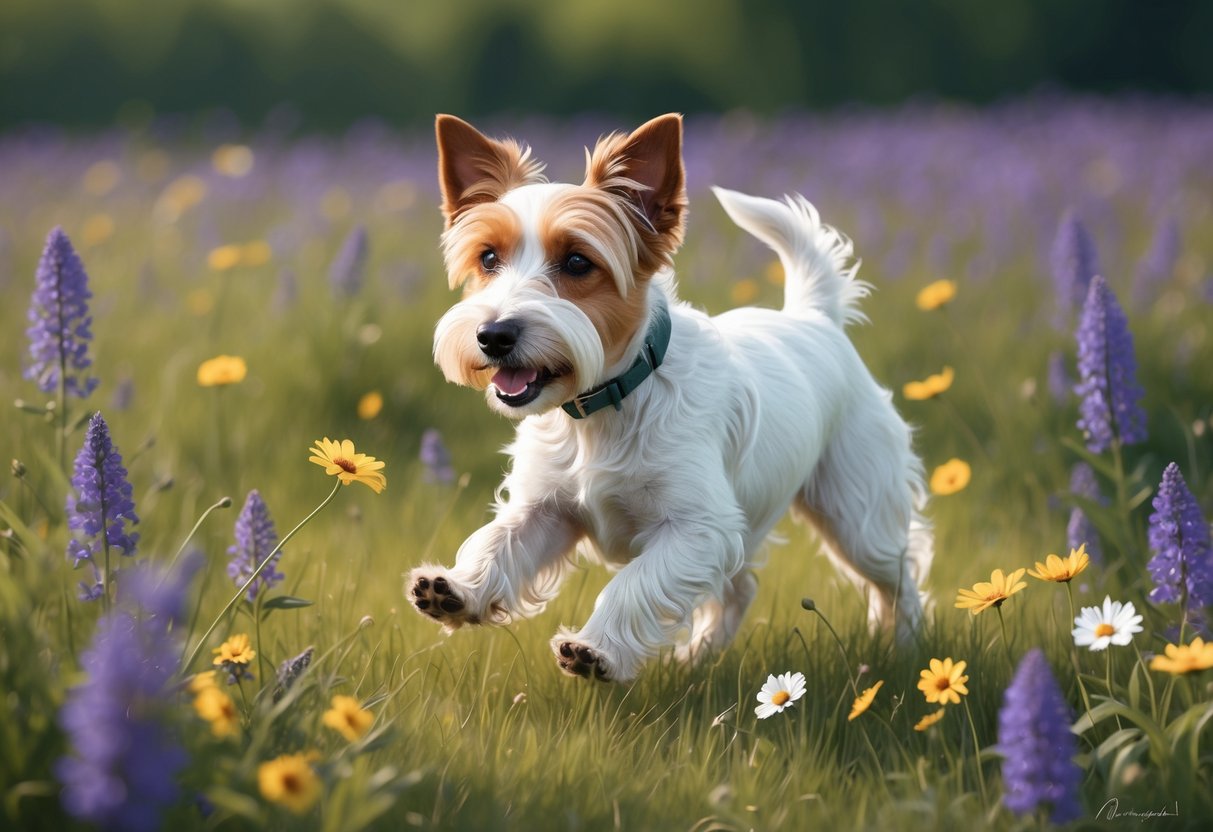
[562,300,672,419]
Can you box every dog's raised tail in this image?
[713,187,870,326]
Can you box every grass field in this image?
[2,96,1213,830]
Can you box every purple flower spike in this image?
[1147,463,1213,609]
[1133,216,1180,303]
[24,227,99,399]
[997,649,1084,823]
[1066,462,1104,564]
[66,413,139,597]
[227,489,284,602]
[329,225,369,298]
[420,428,455,484]
[1074,276,1146,452]
[1050,210,1099,327]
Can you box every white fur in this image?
[415,184,932,682]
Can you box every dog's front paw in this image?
[408,568,477,629]
[554,640,611,681]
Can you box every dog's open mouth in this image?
[490,366,561,407]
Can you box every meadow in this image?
[2,94,1213,830]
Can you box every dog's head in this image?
[432,114,686,418]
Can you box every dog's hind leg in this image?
[674,569,758,665]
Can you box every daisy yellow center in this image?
[333,457,357,474]
[771,690,790,706]
[1095,623,1115,637]
[935,677,952,692]
[282,773,302,794]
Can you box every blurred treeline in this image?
[1,0,1210,130]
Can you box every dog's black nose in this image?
[477,319,521,358]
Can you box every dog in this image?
[408,113,932,682]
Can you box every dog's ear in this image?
[585,114,686,248]
[436,115,545,227]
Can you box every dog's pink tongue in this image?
[492,367,538,396]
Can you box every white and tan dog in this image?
[409,114,931,682]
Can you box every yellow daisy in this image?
[930,458,971,496]
[917,658,969,705]
[915,279,957,311]
[309,438,387,493]
[322,694,375,742]
[1149,637,1213,675]
[186,670,218,694]
[1027,544,1091,583]
[903,366,955,401]
[193,686,239,738]
[848,680,883,721]
[357,391,384,420]
[207,244,243,272]
[955,568,1027,616]
[258,752,321,814]
[197,355,247,387]
[212,633,256,666]
[913,709,947,731]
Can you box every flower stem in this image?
[962,697,990,808]
[181,480,342,674]
[1105,648,1123,730]
[803,599,859,696]
[1131,641,1158,721]
[995,605,1014,669]
[1064,583,1096,732]
[160,495,232,585]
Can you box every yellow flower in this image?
[240,240,273,267]
[197,355,247,387]
[730,278,760,305]
[187,671,218,694]
[258,752,321,814]
[81,213,115,248]
[930,458,971,496]
[322,695,374,742]
[193,686,239,738]
[1027,544,1091,583]
[1149,637,1213,675]
[155,174,207,222]
[212,633,256,666]
[916,658,969,705]
[207,244,243,272]
[848,680,883,721]
[212,143,254,178]
[915,279,957,311]
[903,366,954,400]
[357,391,384,420]
[309,438,387,493]
[764,260,785,286]
[82,160,122,196]
[913,709,947,731]
[955,568,1027,616]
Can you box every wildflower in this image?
[187,671,218,694]
[848,680,883,721]
[357,390,383,420]
[730,278,759,305]
[196,355,247,387]
[24,227,98,399]
[755,671,806,718]
[1072,596,1143,651]
[1027,544,1090,583]
[1066,463,1104,563]
[916,658,969,705]
[240,240,273,267]
[309,437,387,493]
[212,143,254,177]
[193,686,239,738]
[1074,276,1146,452]
[227,490,284,602]
[81,213,115,248]
[955,568,1027,615]
[155,174,207,222]
[274,646,315,702]
[1050,210,1099,324]
[903,366,954,400]
[913,709,947,731]
[1133,215,1179,303]
[82,160,121,196]
[1146,463,1213,609]
[329,225,369,298]
[56,560,196,832]
[420,428,455,484]
[322,694,374,741]
[997,649,1083,823]
[66,413,139,599]
[207,244,243,272]
[1046,350,1071,403]
[258,753,321,814]
[915,279,956,310]
[213,633,256,683]
[929,458,970,496]
[1149,637,1213,675]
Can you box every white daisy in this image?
[755,671,807,718]
[1072,596,1143,651]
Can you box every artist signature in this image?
[1096,797,1180,821]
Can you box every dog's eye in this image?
[563,253,593,276]
[480,249,498,272]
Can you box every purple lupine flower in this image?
[1147,463,1213,608]
[420,428,455,484]
[24,227,99,398]
[1133,215,1180,303]
[997,649,1083,823]
[1066,462,1104,564]
[1074,276,1147,452]
[226,489,283,602]
[329,225,368,298]
[66,413,139,600]
[56,557,198,832]
[1050,210,1099,327]
[273,645,315,702]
